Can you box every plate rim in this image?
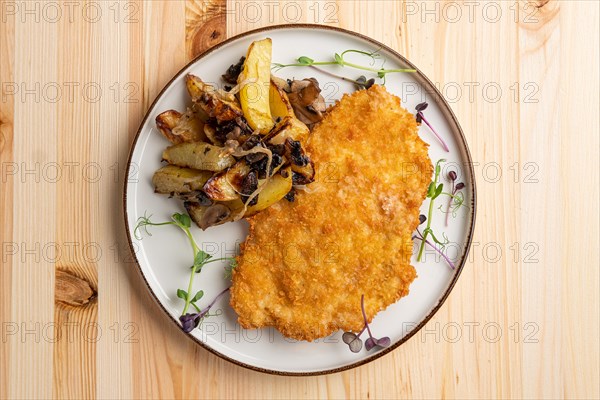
[123,23,477,376]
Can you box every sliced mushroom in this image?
[185,202,232,230]
[287,78,326,126]
[200,203,231,230]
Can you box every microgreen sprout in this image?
[306,65,375,91]
[413,161,468,270]
[442,170,466,226]
[413,228,455,270]
[179,287,230,333]
[415,102,449,152]
[342,295,391,353]
[416,159,446,263]
[134,212,235,332]
[272,49,416,86]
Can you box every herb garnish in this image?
[443,170,465,226]
[342,295,391,353]
[304,65,375,91]
[415,102,449,152]
[412,160,467,269]
[415,159,448,263]
[135,212,235,332]
[273,49,416,84]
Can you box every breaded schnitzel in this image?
[230,85,433,341]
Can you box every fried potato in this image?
[186,74,243,122]
[267,80,310,144]
[269,80,294,119]
[238,39,274,134]
[245,167,292,216]
[264,116,309,145]
[228,166,292,217]
[155,109,205,144]
[203,159,251,201]
[152,165,213,194]
[162,142,236,172]
[231,85,432,341]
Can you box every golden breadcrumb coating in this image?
[230,85,433,341]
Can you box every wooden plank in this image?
[126,2,190,399]
[8,9,58,400]
[517,1,562,398]
[0,6,15,400]
[52,10,98,398]
[559,2,599,399]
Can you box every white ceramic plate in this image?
[124,25,476,375]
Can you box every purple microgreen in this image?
[415,102,449,152]
[179,313,201,333]
[444,174,466,226]
[415,102,429,112]
[419,214,427,225]
[179,287,230,333]
[365,337,376,351]
[413,232,456,270]
[342,331,357,344]
[307,66,375,91]
[348,337,363,353]
[342,332,363,353]
[360,295,374,337]
[343,295,392,354]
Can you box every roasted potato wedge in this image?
[152,165,213,194]
[186,74,243,122]
[269,80,295,119]
[246,166,293,216]
[185,202,232,231]
[162,142,236,172]
[229,166,292,217]
[155,109,205,144]
[203,160,251,201]
[265,116,310,145]
[238,39,274,134]
[203,124,222,145]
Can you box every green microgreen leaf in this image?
[192,250,212,273]
[177,289,188,300]
[297,56,314,65]
[434,183,444,198]
[172,213,191,228]
[191,290,204,303]
[427,182,436,198]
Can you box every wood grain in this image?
[0,6,15,400]
[187,0,227,59]
[0,0,598,399]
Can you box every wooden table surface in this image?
[1,1,598,399]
